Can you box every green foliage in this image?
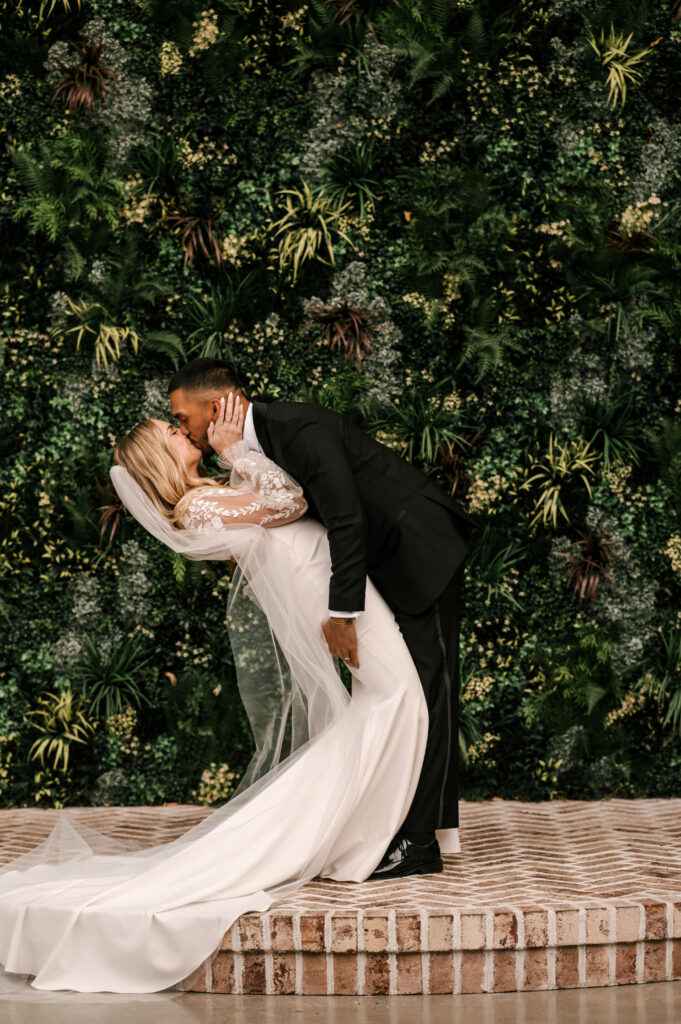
[584,19,657,110]
[73,634,153,719]
[578,385,645,472]
[162,666,252,785]
[517,434,601,531]
[9,132,124,248]
[27,688,97,772]
[643,417,681,529]
[1,0,680,808]
[521,619,613,733]
[637,628,681,731]
[317,139,381,223]
[268,180,356,283]
[367,377,470,471]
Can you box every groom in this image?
[168,358,477,879]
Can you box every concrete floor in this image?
[2,983,681,1024]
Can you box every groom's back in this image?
[252,400,474,614]
[259,401,471,519]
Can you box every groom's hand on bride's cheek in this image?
[322,618,359,670]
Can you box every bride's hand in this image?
[207,394,244,463]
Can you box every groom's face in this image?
[169,387,219,457]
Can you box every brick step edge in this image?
[178,939,681,994]
[193,903,681,958]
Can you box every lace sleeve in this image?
[180,442,307,531]
[180,487,307,530]
[217,440,306,511]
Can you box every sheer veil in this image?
[0,463,359,999]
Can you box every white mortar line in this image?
[546,908,557,990]
[293,912,303,995]
[504,907,525,992]
[638,903,646,941]
[357,909,366,996]
[420,908,430,995]
[453,950,462,994]
[452,908,462,949]
[324,911,334,995]
[485,909,494,947]
[232,920,243,995]
[666,902,675,980]
[484,910,494,993]
[636,940,645,984]
[388,909,398,995]
[607,905,617,986]
[453,907,462,995]
[262,913,273,995]
[484,950,494,993]
[635,903,645,985]
[577,907,587,987]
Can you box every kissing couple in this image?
[0,357,476,995]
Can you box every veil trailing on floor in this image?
[0,463,360,998]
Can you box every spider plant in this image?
[27,688,97,772]
[49,237,185,368]
[584,19,658,110]
[73,634,153,719]
[368,378,471,471]
[317,138,381,223]
[517,434,600,530]
[466,522,527,611]
[53,297,140,370]
[268,180,356,284]
[578,386,644,472]
[184,276,260,360]
[39,0,82,17]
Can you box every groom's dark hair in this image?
[168,358,243,396]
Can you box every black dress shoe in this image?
[369,835,443,880]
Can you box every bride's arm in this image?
[178,473,305,528]
[217,440,306,512]
[180,442,307,531]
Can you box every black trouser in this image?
[386,559,466,834]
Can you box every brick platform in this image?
[2,799,681,995]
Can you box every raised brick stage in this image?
[2,799,680,995]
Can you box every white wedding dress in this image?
[0,442,458,995]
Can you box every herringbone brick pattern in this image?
[2,799,680,994]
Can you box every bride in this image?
[0,394,435,995]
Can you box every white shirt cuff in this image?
[328,610,361,618]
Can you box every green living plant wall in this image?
[1,0,680,809]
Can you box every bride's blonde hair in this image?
[113,420,228,530]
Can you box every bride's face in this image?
[153,419,202,476]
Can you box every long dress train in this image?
[0,445,439,993]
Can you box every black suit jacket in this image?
[251,401,478,617]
